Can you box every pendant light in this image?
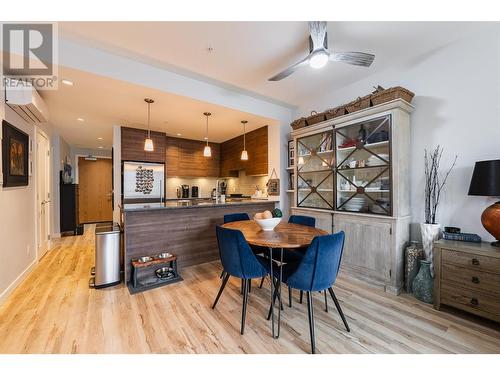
[203,112,212,157]
[240,120,248,161]
[144,98,155,152]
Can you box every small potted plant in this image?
[414,146,457,303]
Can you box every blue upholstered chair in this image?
[212,225,269,334]
[267,231,349,354]
[223,212,250,223]
[288,214,316,227]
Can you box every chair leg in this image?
[249,279,252,293]
[306,291,316,354]
[300,290,303,304]
[241,279,249,334]
[212,274,230,309]
[324,290,328,312]
[259,276,265,288]
[288,286,292,307]
[220,270,225,279]
[328,287,350,332]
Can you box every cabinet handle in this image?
[471,276,480,284]
[471,258,480,266]
[470,298,479,306]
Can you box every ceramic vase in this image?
[412,260,434,304]
[420,223,441,277]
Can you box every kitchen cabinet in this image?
[166,136,220,177]
[121,127,166,163]
[220,126,268,177]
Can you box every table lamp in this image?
[468,159,500,246]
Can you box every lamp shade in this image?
[144,138,154,152]
[468,159,500,196]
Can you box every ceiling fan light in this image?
[241,150,248,161]
[144,138,154,152]
[309,50,329,69]
[203,145,212,157]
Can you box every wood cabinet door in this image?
[78,157,113,223]
[166,137,220,177]
[335,215,391,284]
[121,127,166,163]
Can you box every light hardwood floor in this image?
[1,226,499,354]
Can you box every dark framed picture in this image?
[288,140,295,167]
[2,120,29,187]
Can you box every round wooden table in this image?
[221,220,327,338]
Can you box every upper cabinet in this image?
[166,137,220,177]
[221,126,268,177]
[121,127,166,163]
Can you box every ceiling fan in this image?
[268,21,375,81]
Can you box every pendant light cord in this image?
[147,102,151,138]
[206,115,209,146]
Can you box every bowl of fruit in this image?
[253,208,283,231]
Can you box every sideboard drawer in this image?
[441,283,500,321]
[442,263,500,296]
[442,249,500,274]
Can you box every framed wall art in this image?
[2,120,29,187]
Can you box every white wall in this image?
[0,98,37,303]
[296,27,500,241]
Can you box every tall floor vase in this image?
[420,223,441,277]
[412,260,434,304]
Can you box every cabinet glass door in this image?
[296,130,334,209]
[335,115,392,215]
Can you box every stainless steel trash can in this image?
[89,223,121,288]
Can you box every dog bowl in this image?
[137,256,153,263]
[155,267,174,279]
[157,252,172,259]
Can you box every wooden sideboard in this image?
[434,239,500,323]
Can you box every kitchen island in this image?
[122,199,277,283]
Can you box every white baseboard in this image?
[0,259,38,307]
[51,232,61,239]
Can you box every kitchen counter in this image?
[122,198,275,212]
[122,199,278,285]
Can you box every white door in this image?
[37,131,51,259]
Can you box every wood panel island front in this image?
[122,200,277,283]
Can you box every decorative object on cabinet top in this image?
[289,86,414,130]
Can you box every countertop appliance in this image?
[181,184,190,198]
[123,161,165,203]
[89,223,122,288]
[191,186,199,198]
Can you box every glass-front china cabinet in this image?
[335,115,392,216]
[291,99,414,295]
[296,130,334,210]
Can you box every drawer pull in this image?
[471,276,480,284]
[471,258,480,266]
[470,298,479,306]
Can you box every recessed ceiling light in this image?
[77,118,84,122]
[176,133,181,136]
[61,79,74,86]
[97,137,103,140]
[98,146,103,149]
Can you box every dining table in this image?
[221,220,328,338]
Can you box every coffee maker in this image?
[181,185,190,198]
[191,186,199,198]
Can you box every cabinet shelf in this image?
[337,164,389,171]
[298,188,333,192]
[338,189,390,193]
[337,140,388,152]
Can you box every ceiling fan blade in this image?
[330,51,375,67]
[308,21,327,51]
[268,54,311,81]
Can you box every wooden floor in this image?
[1,226,499,354]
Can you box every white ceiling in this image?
[59,21,489,106]
[40,66,276,150]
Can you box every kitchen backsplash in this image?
[166,170,268,199]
